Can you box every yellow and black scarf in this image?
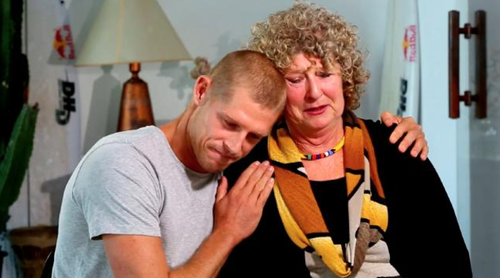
[268,112,389,277]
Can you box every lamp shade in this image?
[75,0,191,66]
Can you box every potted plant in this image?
[0,0,39,276]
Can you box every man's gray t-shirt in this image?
[53,126,219,277]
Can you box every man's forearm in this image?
[170,229,238,278]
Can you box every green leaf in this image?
[0,103,38,231]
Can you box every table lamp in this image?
[75,0,191,131]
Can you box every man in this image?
[53,50,287,277]
[53,50,426,278]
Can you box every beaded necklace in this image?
[301,136,345,160]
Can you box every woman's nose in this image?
[306,78,322,100]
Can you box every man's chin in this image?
[203,161,231,173]
[216,161,233,172]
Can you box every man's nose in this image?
[223,135,244,158]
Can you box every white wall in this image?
[9,0,389,229]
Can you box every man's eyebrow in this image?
[219,112,235,123]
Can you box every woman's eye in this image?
[286,78,302,84]
[318,72,331,78]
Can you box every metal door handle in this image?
[448,10,487,119]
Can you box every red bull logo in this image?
[53,25,75,60]
[403,25,417,62]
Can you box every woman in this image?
[218,2,472,278]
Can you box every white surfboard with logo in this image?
[379,0,421,122]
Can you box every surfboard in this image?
[379,0,421,122]
[7,0,82,230]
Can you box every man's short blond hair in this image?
[208,50,287,113]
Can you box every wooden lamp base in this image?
[117,62,155,131]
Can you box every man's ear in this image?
[193,75,211,106]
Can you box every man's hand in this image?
[380,111,428,160]
[213,161,274,244]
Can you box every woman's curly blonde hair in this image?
[246,1,370,110]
